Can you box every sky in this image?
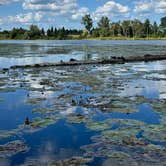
[0,0,166,30]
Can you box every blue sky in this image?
[0,0,165,30]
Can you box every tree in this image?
[10,28,17,39]
[54,28,58,37]
[91,28,100,37]
[144,19,151,37]
[50,26,54,36]
[97,16,110,37]
[47,28,51,37]
[131,19,144,37]
[110,22,119,36]
[81,14,93,33]
[57,27,66,39]
[28,25,41,39]
[160,16,166,28]
[152,21,158,37]
[160,16,166,36]
[41,28,45,36]
[122,20,131,37]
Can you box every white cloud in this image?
[0,0,19,5]
[155,0,166,13]
[71,7,89,20]
[8,13,33,23]
[0,12,44,25]
[134,0,153,14]
[22,0,89,20]
[134,0,166,15]
[93,1,130,20]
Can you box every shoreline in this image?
[0,37,166,41]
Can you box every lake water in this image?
[0,40,166,68]
[0,40,166,165]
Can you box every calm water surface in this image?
[0,40,166,165]
[0,40,166,68]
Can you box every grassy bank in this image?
[0,34,166,40]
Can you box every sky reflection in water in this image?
[0,41,166,165]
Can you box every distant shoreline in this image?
[0,37,166,40]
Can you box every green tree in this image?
[54,28,58,37]
[50,26,54,36]
[57,27,66,39]
[41,28,45,36]
[81,14,93,33]
[160,16,166,28]
[97,16,110,37]
[131,19,144,37]
[122,20,131,37]
[10,28,17,39]
[28,25,41,39]
[91,28,100,37]
[47,28,51,37]
[152,21,158,37]
[144,19,152,37]
[110,22,119,36]
[160,16,166,36]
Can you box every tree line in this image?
[82,15,166,38]
[0,15,166,39]
[0,25,82,40]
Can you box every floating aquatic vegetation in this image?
[86,119,145,132]
[86,121,113,131]
[29,116,59,129]
[0,116,59,141]
[82,117,166,165]
[142,121,166,142]
[58,75,102,88]
[0,98,4,102]
[150,100,166,115]
[50,156,93,166]
[0,87,16,93]
[87,98,138,113]
[67,113,90,124]
[106,152,138,166]
[32,107,57,114]
[0,140,29,158]
[26,97,47,105]
[132,95,152,104]
[0,128,21,140]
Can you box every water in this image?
[0,40,166,165]
[0,40,166,68]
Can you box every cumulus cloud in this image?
[0,0,19,5]
[71,7,89,20]
[0,12,44,25]
[93,1,130,20]
[155,0,166,14]
[22,0,89,20]
[134,0,166,15]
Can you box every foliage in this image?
[0,15,166,40]
[81,14,93,33]
[97,16,110,37]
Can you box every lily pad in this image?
[0,140,29,158]
[50,156,93,166]
[67,113,90,124]
[30,116,59,129]
[32,107,57,114]
[86,121,112,131]
[26,97,47,105]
